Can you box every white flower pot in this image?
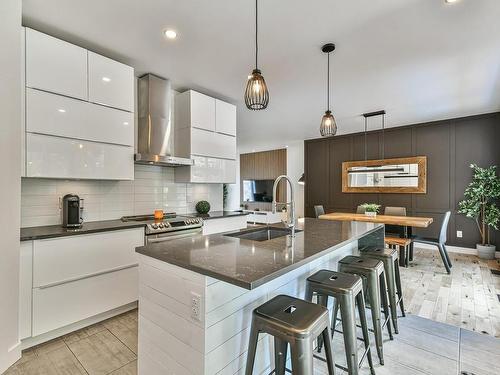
[477,244,496,260]
[365,211,377,217]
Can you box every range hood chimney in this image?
[135,74,193,167]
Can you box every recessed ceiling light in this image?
[58,109,66,113]
[445,0,458,3]
[164,29,177,39]
[102,77,111,82]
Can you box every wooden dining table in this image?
[319,212,434,259]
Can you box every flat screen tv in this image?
[243,179,274,202]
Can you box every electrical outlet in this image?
[456,230,463,238]
[191,292,202,321]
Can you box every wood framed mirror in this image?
[342,156,427,194]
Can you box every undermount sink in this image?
[224,227,301,242]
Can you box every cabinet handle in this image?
[37,263,138,289]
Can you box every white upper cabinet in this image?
[215,99,236,136]
[176,90,216,131]
[26,88,134,146]
[191,128,236,160]
[26,133,134,180]
[26,28,87,100]
[88,52,134,112]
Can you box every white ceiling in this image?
[23,0,500,150]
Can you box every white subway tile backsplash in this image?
[21,165,223,227]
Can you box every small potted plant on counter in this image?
[458,164,500,260]
[361,203,381,217]
[196,200,211,215]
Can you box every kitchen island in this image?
[135,218,384,375]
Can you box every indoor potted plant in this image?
[360,203,381,217]
[458,164,500,260]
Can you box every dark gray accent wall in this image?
[304,112,500,249]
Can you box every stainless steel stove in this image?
[121,213,203,244]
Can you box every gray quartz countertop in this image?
[186,210,249,220]
[136,218,383,289]
[20,220,146,241]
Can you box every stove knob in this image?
[151,224,158,229]
[165,222,171,227]
[159,223,165,228]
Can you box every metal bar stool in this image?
[305,270,375,375]
[361,247,406,334]
[338,256,393,365]
[245,294,335,375]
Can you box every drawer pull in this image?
[38,263,138,289]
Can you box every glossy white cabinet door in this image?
[33,228,143,288]
[190,91,216,131]
[26,28,87,100]
[88,52,134,112]
[32,266,138,336]
[215,99,236,136]
[27,88,134,146]
[26,133,134,180]
[191,128,236,160]
[222,159,237,183]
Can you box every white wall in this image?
[0,0,22,371]
[21,165,223,227]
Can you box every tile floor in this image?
[4,249,500,375]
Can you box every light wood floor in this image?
[4,248,500,375]
[399,248,500,338]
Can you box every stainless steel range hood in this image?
[135,74,193,167]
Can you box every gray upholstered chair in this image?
[356,205,366,214]
[412,211,452,274]
[384,207,407,237]
[314,205,325,218]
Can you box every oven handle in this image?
[146,228,203,243]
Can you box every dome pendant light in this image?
[320,43,337,137]
[244,0,269,110]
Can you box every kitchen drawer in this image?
[191,128,236,160]
[19,241,33,340]
[88,51,134,112]
[33,228,143,288]
[26,28,87,100]
[26,88,134,146]
[32,266,138,336]
[26,133,134,180]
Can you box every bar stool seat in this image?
[245,294,335,375]
[306,270,375,375]
[384,236,412,267]
[339,256,393,365]
[361,247,406,334]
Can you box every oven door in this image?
[145,227,203,244]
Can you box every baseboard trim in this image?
[21,301,137,350]
[416,243,500,258]
[0,341,21,374]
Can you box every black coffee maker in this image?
[62,194,83,228]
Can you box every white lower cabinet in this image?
[32,267,138,336]
[20,228,144,341]
[26,133,134,180]
[202,216,248,235]
[19,241,33,340]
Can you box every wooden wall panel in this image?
[304,112,500,248]
[240,149,287,211]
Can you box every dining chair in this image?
[314,205,325,218]
[412,211,452,274]
[384,207,407,237]
[356,205,365,214]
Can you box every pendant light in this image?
[320,43,337,137]
[244,0,269,110]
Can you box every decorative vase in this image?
[477,244,496,260]
[365,211,377,217]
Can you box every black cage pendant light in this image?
[320,43,337,137]
[244,0,269,110]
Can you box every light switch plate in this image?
[456,230,463,238]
